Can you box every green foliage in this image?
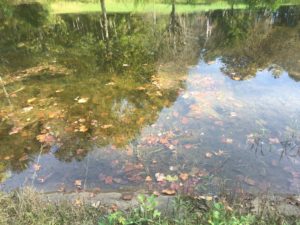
[99,194,164,225]
[206,203,255,225]
[0,190,300,225]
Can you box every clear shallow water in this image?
[1,3,300,195]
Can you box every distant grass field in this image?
[49,1,246,14]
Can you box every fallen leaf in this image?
[36,134,55,144]
[223,138,233,144]
[205,152,213,158]
[184,144,193,150]
[214,150,224,156]
[79,125,88,132]
[127,174,143,182]
[269,138,280,145]
[181,117,189,124]
[74,180,82,188]
[77,97,89,104]
[155,173,165,182]
[162,189,176,195]
[104,176,113,184]
[74,198,83,207]
[199,195,213,201]
[179,173,189,181]
[136,86,146,90]
[22,106,33,112]
[230,112,237,117]
[145,176,152,182]
[19,154,29,161]
[33,163,41,171]
[101,124,113,129]
[76,149,85,155]
[9,126,23,135]
[244,177,256,186]
[27,98,37,104]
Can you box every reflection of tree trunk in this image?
[100,0,109,40]
[170,0,176,34]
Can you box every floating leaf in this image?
[104,176,113,184]
[269,138,280,144]
[181,117,189,124]
[33,163,41,171]
[223,138,233,144]
[184,144,193,150]
[36,133,55,144]
[179,173,189,181]
[214,150,224,156]
[244,177,256,186]
[205,152,213,158]
[230,112,237,117]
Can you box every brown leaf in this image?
[33,163,41,171]
[269,138,280,145]
[9,126,23,135]
[19,154,29,162]
[145,176,152,182]
[181,117,189,124]
[205,152,213,158]
[36,133,55,144]
[184,144,193,150]
[74,180,82,188]
[179,173,189,181]
[104,176,113,184]
[127,174,143,182]
[162,189,176,195]
[155,173,166,182]
[79,125,88,132]
[244,177,256,186]
[101,124,113,129]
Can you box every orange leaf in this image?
[162,189,176,195]
[179,173,189,181]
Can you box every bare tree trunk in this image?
[100,0,109,40]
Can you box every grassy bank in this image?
[0,188,299,225]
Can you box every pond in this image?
[0,3,300,196]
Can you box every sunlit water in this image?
[1,3,300,195]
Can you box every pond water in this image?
[1,3,300,196]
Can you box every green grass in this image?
[49,1,246,14]
[0,188,299,225]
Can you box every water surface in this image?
[1,4,300,195]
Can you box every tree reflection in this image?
[0,5,201,174]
